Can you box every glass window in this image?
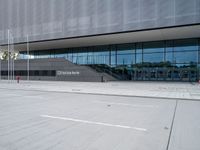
[111,46,116,67]
[136,43,143,64]
[199,47,200,64]
[142,42,164,63]
[72,52,78,64]
[74,48,88,64]
[93,46,110,65]
[174,39,198,52]
[117,44,135,65]
[143,41,165,53]
[166,41,173,52]
[143,53,164,63]
[55,49,67,59]
[77,52,88,64]
[87,48,94,65]
[33,51,39,59]
[50,50,55,58]
[19,52,26,59]
[166,51,198,64]
[64,49,73,62]
[67,53,73,62]
[166,52,174,63]
[174,51,198,64]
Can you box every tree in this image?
[0,51,19,60]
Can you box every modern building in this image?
[0,0,200,82]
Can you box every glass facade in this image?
[20,38,200,81]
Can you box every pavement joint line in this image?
[40,115,147,132]
[0,87,199,101]
[166,100,178,150]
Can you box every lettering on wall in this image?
[57,71,80,76]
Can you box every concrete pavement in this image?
[0,80,200,150]
[0,80,199,100]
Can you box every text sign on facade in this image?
[57,71,80,76]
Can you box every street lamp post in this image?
[27,35,29,81]
[11,52,15,81]
[8,30,10,82]
[11,36,14,81]
[0,47,2,81]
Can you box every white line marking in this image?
[93,101,158,108]
[41,115,147,132]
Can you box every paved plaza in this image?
[0,81,200,150]
[0,80,200,100]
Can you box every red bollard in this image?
[16,76,20,83]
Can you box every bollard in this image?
[16,76,20,83]
[101,76,104,82]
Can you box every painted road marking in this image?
[41,115,147,132]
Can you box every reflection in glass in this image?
[19,38,199,81]
[117,44,135,65]
[143,53,164,63]
[174,51,197,64]
[174,39,198,52]
[136,43,142,64]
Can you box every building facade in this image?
[0,0,200,81]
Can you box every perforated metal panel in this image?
[0,0,199,45]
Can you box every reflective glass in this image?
[93,46,109,65]
[77,52,88,64]
[111,46,116,66]
[19,38,199,82]
[67,53,73,62]
[166,52,174,63]
[174,39,198,52]
[87,51,94,64]
[174,51,197,64]
[143,52,164,63]
[117,44,135,65]
[55,49,67,59]
[143,42,164,53]
[136,43,142,64]
[166,41,173,53]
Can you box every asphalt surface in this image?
[0,85,199,150]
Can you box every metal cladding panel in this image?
[0,0,199,45]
